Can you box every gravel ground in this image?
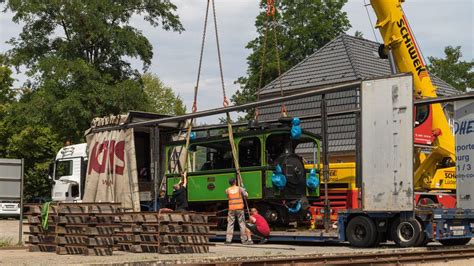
[0,220,472,265]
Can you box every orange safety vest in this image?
[227,185,244,211]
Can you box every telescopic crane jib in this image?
[370,0,456,192]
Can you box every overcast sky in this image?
[0,0,472,122]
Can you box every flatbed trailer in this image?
[210,76,474,248]
[213,208,474,247]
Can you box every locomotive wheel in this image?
[439,238,471,246]
[346,216,378,248]
[263,209,279,224]
[391,217,422,247]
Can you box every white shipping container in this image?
[361,75,414,211]
[455,99,474,209]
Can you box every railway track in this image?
[176,246,474,265]
[0,246,27,251]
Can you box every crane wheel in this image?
[346,216,378,248]
[391,217,422,247]
[439,238,472,246]
[378,44,388,59]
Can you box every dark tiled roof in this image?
[258,34,458,156]
[259,34,458,96]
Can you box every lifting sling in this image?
[181,0,250,215]
[255,0,288,120]
[179,0,211,184]
[210,0,250,214]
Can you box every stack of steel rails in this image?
[24,203,215,255]
[115,212,215,254]
[54,203,122,255]
[24,204,57,252]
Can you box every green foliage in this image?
[5,0,183,76]
[0,54,15,158]
[427,46,473,92]
[0,0,184,200]
[6,125,61,200]
[0,54,15,104]
[3,0,184,140]
[354,30,364,38]
[232,0,350,118]
[142,73,186,115]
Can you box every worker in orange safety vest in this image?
[225,178,252,244]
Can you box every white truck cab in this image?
[50,143,87,202]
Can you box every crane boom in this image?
[370,0,456,191]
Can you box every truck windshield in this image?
[55,160,73,180]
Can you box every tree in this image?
[427,46,473,92]
[142,73,186,115]
[2,0,184,142]
[0,53,14,104]
[232,0,350,118]
[354,30,364,38]
[0,0,184,199]
[0,54,15,156]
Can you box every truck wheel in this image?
[391,217,422,247]
[439,238,471,246]
[346,216,378,248]
[415,232,429,247]
[415,218,429,247]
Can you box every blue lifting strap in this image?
[287,200,302,213]
[272,164,287,190]
[291,117,302,139]
[306,168,320,191]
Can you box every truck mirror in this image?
[47,162,54,180]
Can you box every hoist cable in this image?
[211,0,250,215]
[193,0,211,112]
[271,12,287,117]
[363,0,379,43]
[211,0,227,105]
[256,0,287,118]
[255,12,271,120]
[180,0,211,183]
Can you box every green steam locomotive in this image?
[164,120,321,226]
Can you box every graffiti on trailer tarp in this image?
[88,140,126,175]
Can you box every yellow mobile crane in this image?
[307,0,458,217]
[370,0,456,194]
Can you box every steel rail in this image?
[0,246,28,250]
[175,246,474,265]
[190,108,360,132]
[172,94,474,133]
[414,93,474,105]
[90,80,361,133]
